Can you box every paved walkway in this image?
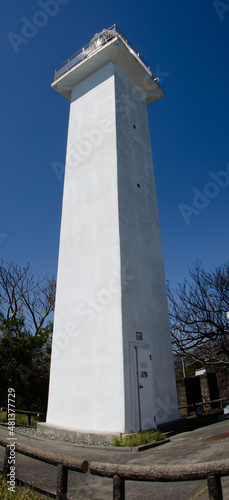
[0,419,229,499]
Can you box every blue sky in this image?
[1,0,228,290]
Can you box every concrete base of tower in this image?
[37,422,122,445]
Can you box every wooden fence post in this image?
[56,464,68,500]
[3,446,10,478]
[207,474,223,500]
[113,474,125,500]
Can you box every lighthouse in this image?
[42,25,179,440]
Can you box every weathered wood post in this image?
[56,464,68,500]
[207,474,223,500]
[3,446,10,478]
[113,474,125,500]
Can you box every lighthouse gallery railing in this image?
[53,24,161,87]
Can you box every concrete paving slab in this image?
[0,419,229,499]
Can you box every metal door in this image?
[136,347,155,430]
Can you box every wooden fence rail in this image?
[90,460,229,500]
[1,435,229,499]
[0,407,45,426]
[178,398,228,410]
[0,436,88,500]
[178,398,229,412]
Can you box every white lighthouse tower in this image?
[42,26,179,440]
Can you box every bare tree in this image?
[0,260,56,335]
[168,261,229,367]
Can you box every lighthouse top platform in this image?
[52,24,164,104]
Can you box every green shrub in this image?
[111,430,165,447]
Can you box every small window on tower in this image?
[136,331,143,341]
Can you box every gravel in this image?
[15,426,112,448]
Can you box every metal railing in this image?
[54,24,161,86]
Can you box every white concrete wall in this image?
[114,65,179,429]
[47,60,179,435]
[47,63,126,433]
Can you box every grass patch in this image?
[111,430,166,447]
[0,476,48,499]
[0,410,39,426]
[0,411,7,423]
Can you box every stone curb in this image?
[73,438,170,453]
[0,424,170,453]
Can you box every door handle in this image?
[139,384,143,389]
